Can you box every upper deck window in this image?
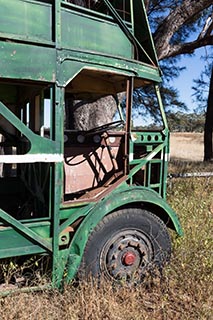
[66,0,132,24]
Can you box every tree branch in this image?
[159,35,213,60]
[198,13,213,39]
[153,0,213,59]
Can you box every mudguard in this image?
[66,185,183,281]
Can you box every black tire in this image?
[80,208,171,282]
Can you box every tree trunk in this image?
[66,95,118,131]
[204,65,213,161]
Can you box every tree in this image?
[151,1,213,59]
[147,0,213,160]
[166,111,205,132]
[204,66,213,160]
[192,52,213,160]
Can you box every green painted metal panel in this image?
[0,245,46,259]
[0,41,56,82]
[0,208,52,250]
[0,0,53,42]
[57,52,161,87]
[0,2,162,85]
[61,9,132,59]
[0,220,51,258]
[0,42,161,91]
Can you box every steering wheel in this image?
[86,120,125,134]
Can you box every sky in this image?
[132,47,208,127]
[170,47,206,113]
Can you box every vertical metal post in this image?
[124,77,133,175]
[130,0,134,33]
[55,0,61,48]
[155,84,168,129]
[155,84,169,199]
[40,90,45,136]
[51,83,64,287]
[49,86,54,140]
[130,0,134,58]
[52,1,65,286]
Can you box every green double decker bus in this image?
[0,0,182,291]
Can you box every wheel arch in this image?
[66,186,183,280]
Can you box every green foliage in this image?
[167,111,205,132]
[130,71,188,125]
[134,112,205,132]
[131,86,162,123]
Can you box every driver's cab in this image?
[63,67,168,204]
[64,96,126,203]
[63,69,132,203]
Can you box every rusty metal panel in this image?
[64,143,120,194]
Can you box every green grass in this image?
[0,162,212,319]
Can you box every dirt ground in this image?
[170,132,204,161]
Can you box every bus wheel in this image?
[80,208,171,282]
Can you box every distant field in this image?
[170,132,204,161]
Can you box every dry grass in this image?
[170,132,204,161]
[0,173,212,320]
[0,134,212,319]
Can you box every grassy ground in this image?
[0,134,212,319]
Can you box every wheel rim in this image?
[100,229,154,281]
